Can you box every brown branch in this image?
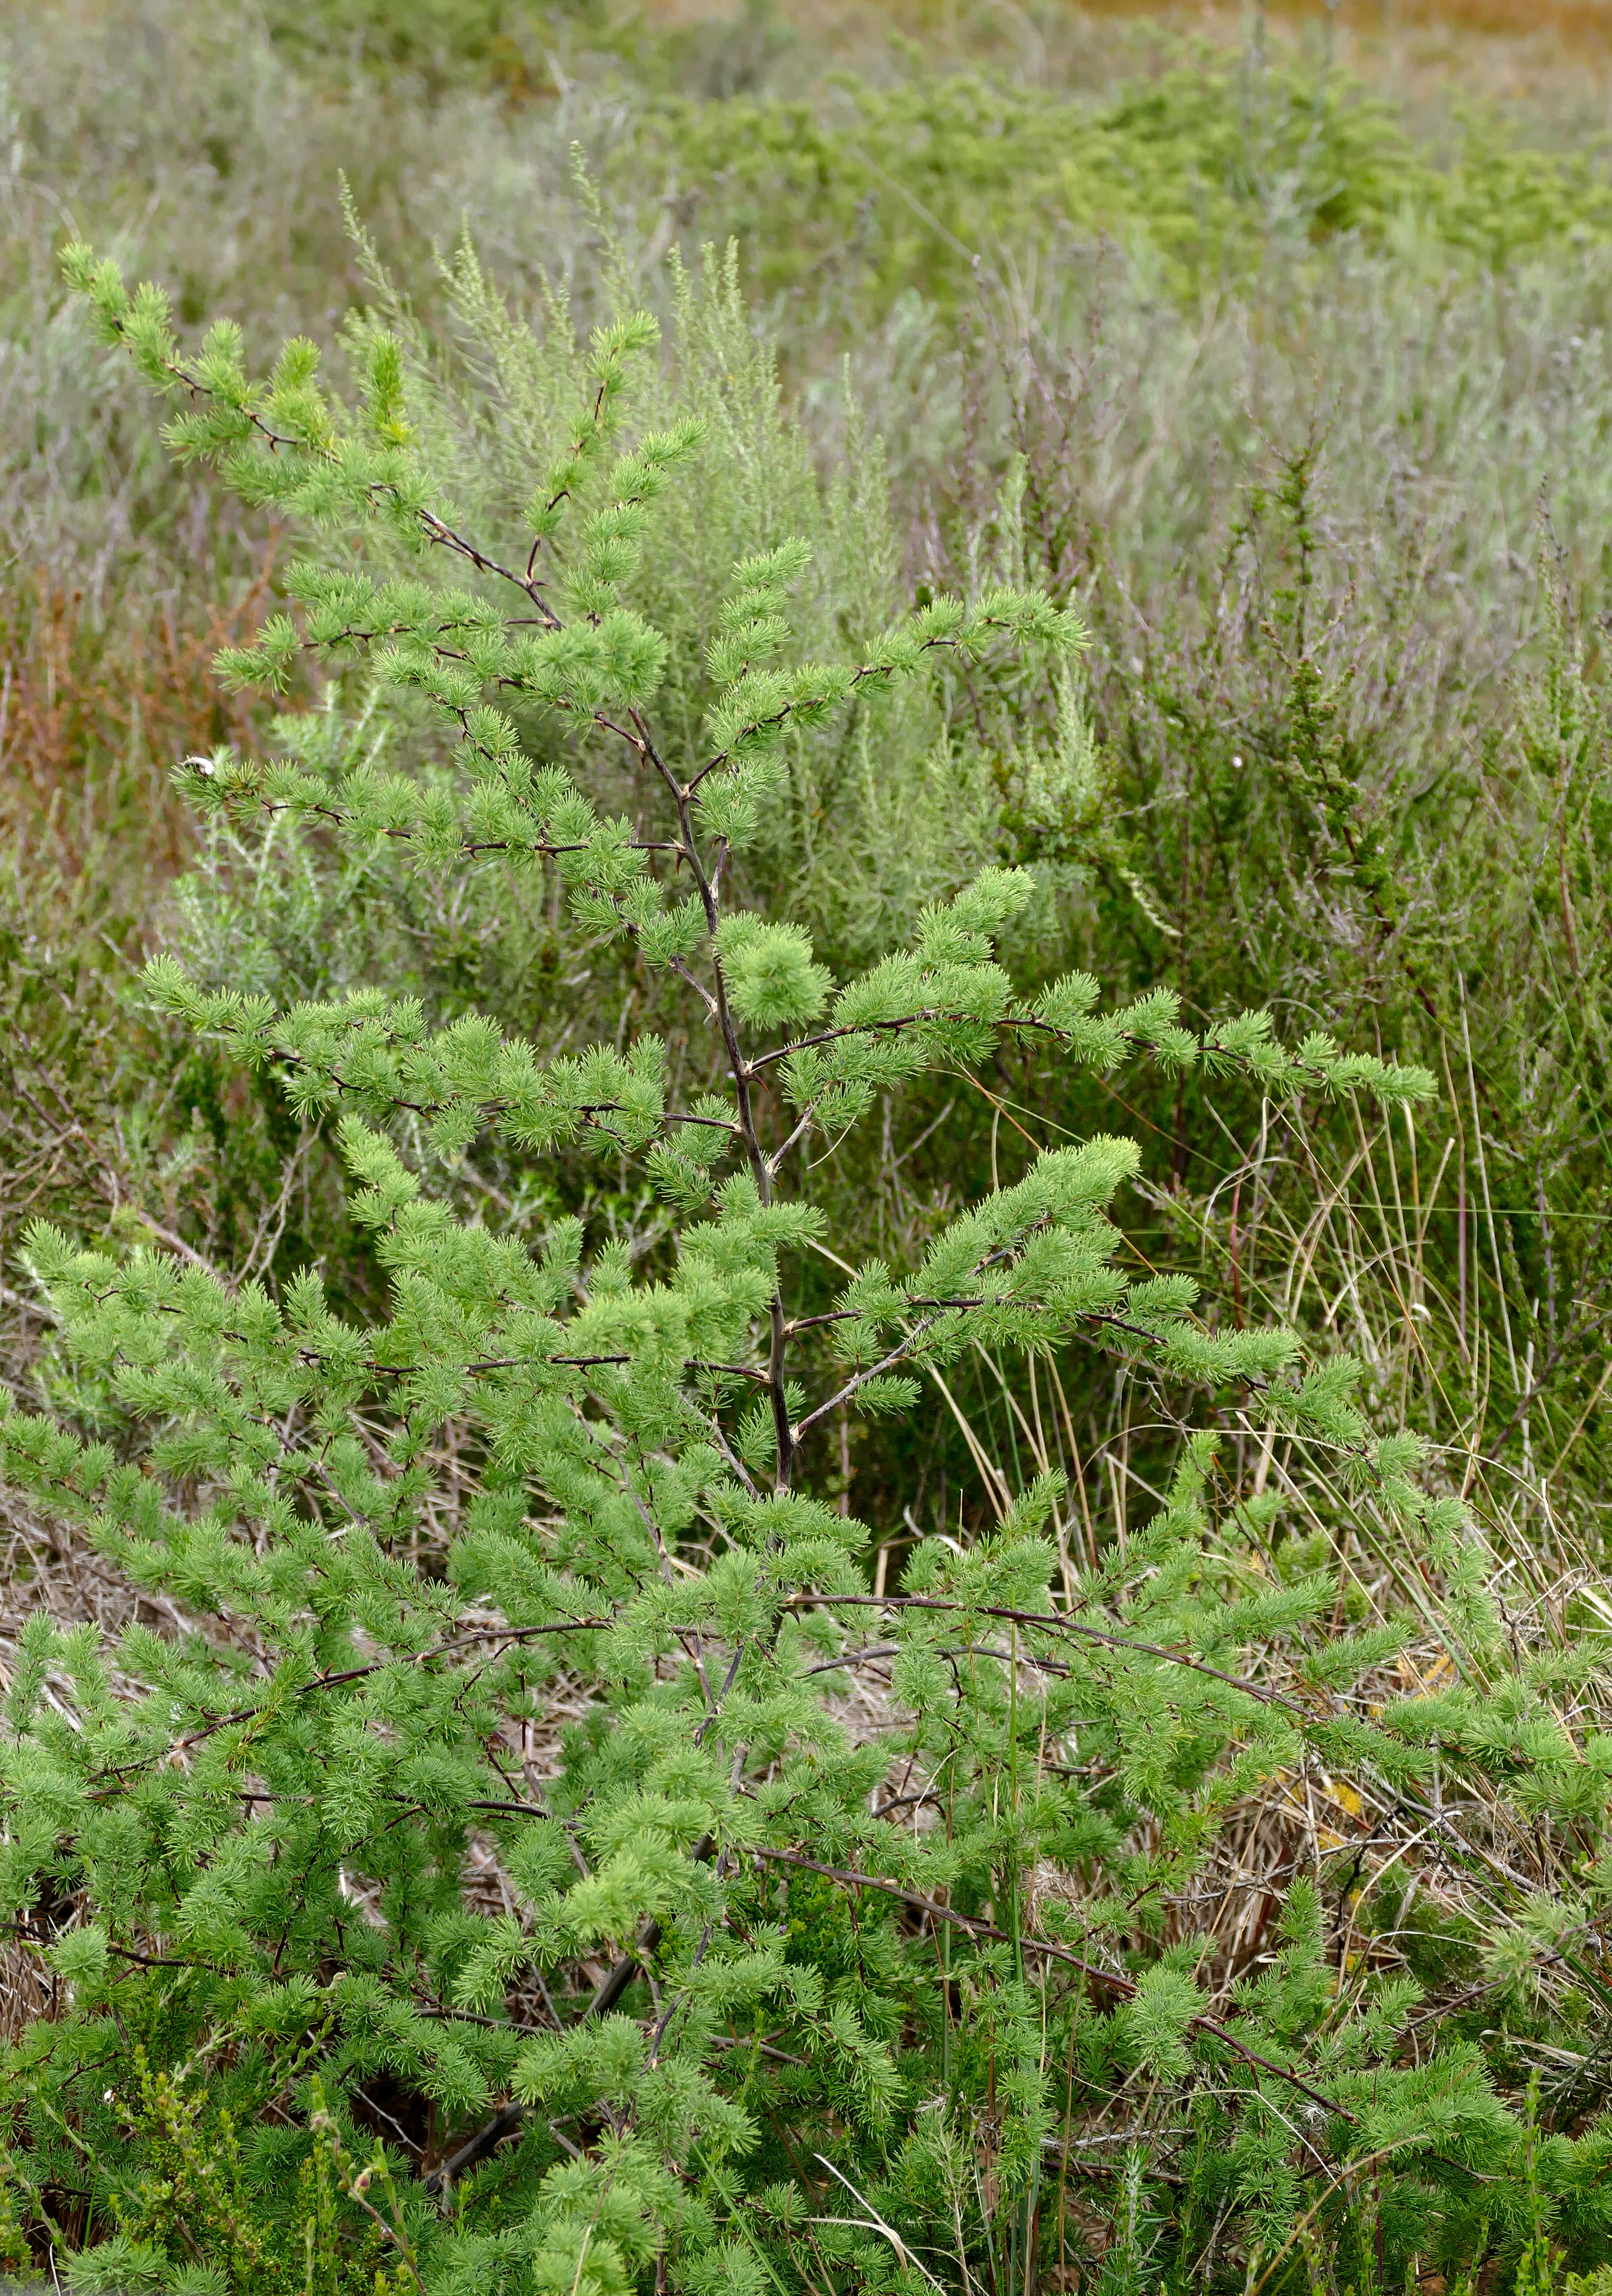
[87,1618,612,1788]
[626,703,796,1490]
[745,1847,1353,2122]
[780,1593,1310,1715]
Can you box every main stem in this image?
[630,706,794,1489]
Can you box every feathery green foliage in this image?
[7,188,1612,2296]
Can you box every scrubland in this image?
[4,4,1612,2291]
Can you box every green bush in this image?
[6,215,1612,2296]
[632,60,1612,316]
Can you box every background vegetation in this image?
[5,0,1612,2288]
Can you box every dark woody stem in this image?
[626,704,795,1491]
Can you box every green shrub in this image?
[5,220,1612,2296]
[632,60,1612,318]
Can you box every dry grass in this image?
[1,0,1603,945]
[0,551,278,931]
